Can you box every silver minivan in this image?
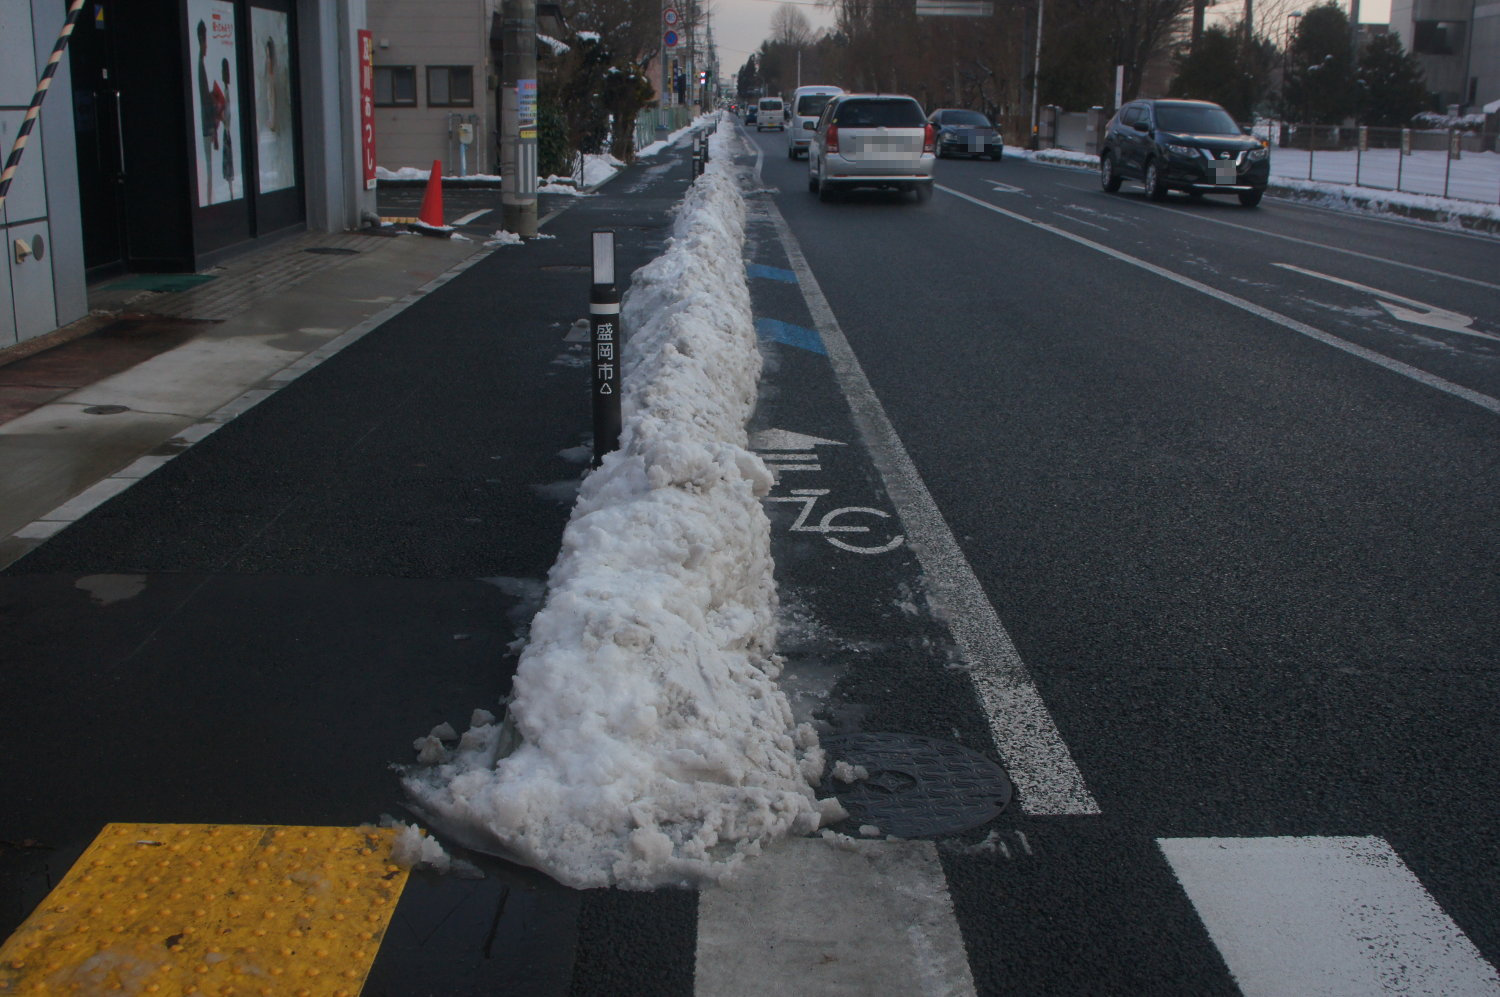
[756,97,786,131]
[807,94,935,202]
[786,85,844,159]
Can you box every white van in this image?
[786,86,844,158]
[756,97,785,131]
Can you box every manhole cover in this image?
[304,247,361,256]
[82,405,129,415]
[819,733,1012,838]
[538,264,592,272]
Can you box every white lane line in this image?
[452,208,492,226]
[763,199,1101,816]
[696,837,976,997]
[1160,836,1500,997]
[938,183,1500,418]
[1160,207,1500,292]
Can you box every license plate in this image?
[1214,163,1237,184]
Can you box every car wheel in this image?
[1100,152,1122,192]
[912,182,932,203]
[818,172,835,202]
[787,144,796,160]
[1238,188,1264,207]
[989,150,1003,162]
[808,162,819,193]
[1144,159,1168,201]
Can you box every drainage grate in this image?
[82,405,129,415]
[819,732,1012,838]
[304,247,361,256]
[538,264,592,272]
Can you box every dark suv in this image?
[1099,99,1269,207]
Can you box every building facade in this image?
[2,0,377,351]
[366,0,497,177]
[1389,0,1500,110]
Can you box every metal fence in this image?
[1259,122,1500,205]
[633,106,695,157]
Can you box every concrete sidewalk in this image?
[0,227,491,570]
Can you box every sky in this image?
[709,0,838,76]
[707,0,1391,79]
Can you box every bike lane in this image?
[730,134,1241,994]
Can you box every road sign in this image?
[664,7,679,25]
[664,29,678,47]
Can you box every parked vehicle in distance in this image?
[756,97,786,131]
[807,93,935,202]
[746,104,758,125]
[1098,98,1269,207]
[927,108,1003,160]
[787,85,845,158]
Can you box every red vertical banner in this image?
[358,29,376,190]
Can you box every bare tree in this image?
[770,4,815,47]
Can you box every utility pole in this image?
[501,0,538,236]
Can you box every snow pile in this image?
[404,116,826,889]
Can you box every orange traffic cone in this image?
[413,160,450,237]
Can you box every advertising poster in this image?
[359,30,376,190]
[188,0,244,206]
[252,7,296,194]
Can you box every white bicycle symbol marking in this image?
[765,488,905,555]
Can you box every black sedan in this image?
[928,109,1003,160]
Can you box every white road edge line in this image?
[1160,836,1500,996]
[760,194,1102,817]
[452,208,492,226]
[938,183,1500,418]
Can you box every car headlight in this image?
[1165,143,1197,157]
[1245,147,1268,162]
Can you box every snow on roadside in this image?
[403,114,827,890]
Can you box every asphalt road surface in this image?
[738,119,1500,994]
[3,121,1498,995]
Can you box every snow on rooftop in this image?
[403,116,827,890]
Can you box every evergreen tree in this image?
[1356,32,1427,126]
[1169,23,1275,121]
[1281,3,1355,124]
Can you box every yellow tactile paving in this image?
[0,823,409,996]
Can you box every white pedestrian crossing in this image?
[1159,835,1500,996]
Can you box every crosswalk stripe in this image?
[1159,836,1500,996]
[695,837,975,996]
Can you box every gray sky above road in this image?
[709,0,836,76]
[706,0,1391,81]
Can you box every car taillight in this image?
[826,124,840,154]
[923,124,936,154]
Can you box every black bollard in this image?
[590,230,622,465]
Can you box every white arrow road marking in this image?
[751,428,846,450]
[988,182,1025,193]
[752,427,843,474]
[1273,263,1497,340]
